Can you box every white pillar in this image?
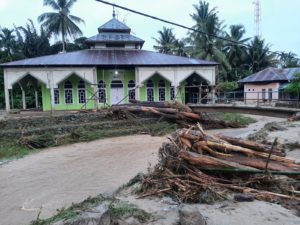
[19,83,26,110]
[35,89,39,108]
[50,87,55,113]
[93,67,99,109]
[4,70,11,112]
[4,87,10,112]
[135,68,140,100]
[211,86,216,104]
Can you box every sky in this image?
[0,0,299,56]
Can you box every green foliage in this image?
[285,73,300,94]
[15,19,51,58]
[216,81,238,92]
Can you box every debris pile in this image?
[111,100,242,128]
[137,125,300,205]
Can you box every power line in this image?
[95,0,300,61]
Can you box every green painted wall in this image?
[97,69,135,106]
[140,74,172,102]
[42,74,94,111]
[41,70,185,111]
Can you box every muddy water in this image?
[0,135,165,225]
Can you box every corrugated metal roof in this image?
[238,67,300,83]
[98,18,131,33]
[0,49,218,67]
[285,67,300,80]
[86,33,144,44]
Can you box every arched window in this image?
[170,86,175,101]
[78,80,86,104]
[64,80,73,104]
[158,80,166,102]
[146,80,154,102]
[128,80,135,101]
[98,80,106,103]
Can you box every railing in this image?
[207,91,300,108]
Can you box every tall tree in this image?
[245,36,277,73]
[153,27,177,54]
[188,0,231,81]
[0,28,17,60]
[279,51,300,68]
[38,0,85,52]
[224,24,250,80]
[15,19,51,58]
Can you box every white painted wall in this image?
[136,66,216,87]
[4,67,94,89]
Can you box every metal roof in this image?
[238,67,288,83]
[86,33,144,44]
[98,18,131,33]
[0,49,218,68]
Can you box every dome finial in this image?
[112,6,116,18]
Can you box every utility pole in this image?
[253,0,261,37]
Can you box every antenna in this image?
[253,0,261,37]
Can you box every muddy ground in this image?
[0,115,299,225]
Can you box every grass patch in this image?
[219,113,256,126]
[29,195,150,225]
[30,195,110,225]
[108,202,151,223]
[0,139,31,160]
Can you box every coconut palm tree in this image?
[188,1,231,81]
[245,36,277,73]
[278,51,300,68]
[153,27,176,54]
[38,0,85,52]
[224,24,250,80]
[15,19,51,58]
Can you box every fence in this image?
[212,91,300,108]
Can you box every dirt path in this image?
[0,135,165,225]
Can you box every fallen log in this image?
[217,134,285,156]
[179,150,259,171]
[204,140,295,164]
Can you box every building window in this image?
[98,80,106,103]
[170,86,175,101]
[268,88,272,100]
[262,88,266,100]
[146,80,154,102]
[54,89,60,105]
[64,80,73,104]
[248,89,250,91]
[158,80,166,102]
[78,80,86,104]
[128,80,136,101]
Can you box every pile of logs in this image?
[137,124,300,204]
[111,100,242,128]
